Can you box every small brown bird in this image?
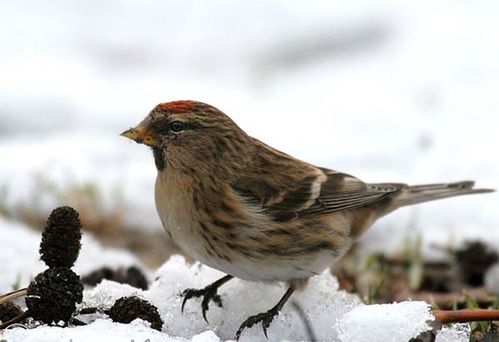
[122,100,493,339]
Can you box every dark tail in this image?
[392,180,494,208]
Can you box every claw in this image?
[180,279,231,323]
[181,298,187,313]
[180,290,190,313]
[201,297,209,322]
[262,315,272,338]
[181,288,204,313]
[181,290,202,311]
[200,292,221,322]
[235,308,279,340]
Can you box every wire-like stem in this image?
[0,288,28,305]
[291,301,317,341]
[0,311,30,330]
[433,309,499,324]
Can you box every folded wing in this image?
[232,167,401,222]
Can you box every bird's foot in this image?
[181,284,223,322]
[235,306,280,340]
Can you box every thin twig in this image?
[0,288,28,305]
[433,309,499,324]
[70,318,86,326]
[291,301,317,341]
[78,307,100,315]
[0,311,30,330]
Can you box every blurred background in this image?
[0,0,498,318]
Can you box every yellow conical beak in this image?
[120,125,159,146]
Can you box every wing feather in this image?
[232,166,401,222]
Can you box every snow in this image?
[0,0,497,255]
[3,317,470,342]
[435,323,471,342]
[2,319,184,342]
[2,252,449,342]
[146,256,361,340]
[1,0,497,340]
[337,301,433,342]
[0,217,472,341]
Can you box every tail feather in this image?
[393,180,494,208]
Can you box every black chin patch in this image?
[152,147,166,171]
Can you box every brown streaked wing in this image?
[302,168,401,216]
[300,168,402,216]
[232,167,401,222]
[232,172,321,222]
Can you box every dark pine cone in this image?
[0,302,23,324]
[25,267,84,324]
[455,241,498,286]
[108,296,163,331]
[82,266,149,290]
[40,206,82,268]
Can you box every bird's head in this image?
[121,100,249,172]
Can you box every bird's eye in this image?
[170,121,184,132]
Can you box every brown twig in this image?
[0,311,30,330]
[0,288,28,305]
[70,318,87,326]
[433,309,499,324]
[78,307,100,315]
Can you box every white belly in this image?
[205,250,341,283]
[155,173,349,283]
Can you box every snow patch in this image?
[1,255,451,341]
[337,301,434,342]
[435,323,471,342]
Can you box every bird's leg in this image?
[181,274,233,322]
[236,285,295,340]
